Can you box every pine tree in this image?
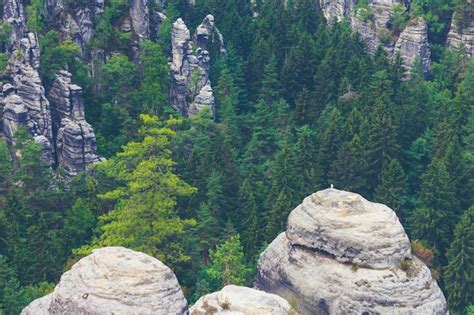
[63,198,96,251]
[317,106,344,185]
[282,33,316,103]
[366,97,399,193]
[194,204,220,265]
[206,235,251,288]
[444,206,474,315]
[265,190,295,241]
[411,158,459,261]
[374,159,408,221]
[136,41,170,115]
[238,179,260,259]
[258,54,283,105]
[294,125,320,198]
[328,134,368,195]
[77,115,197,269]
[294,87,317,127]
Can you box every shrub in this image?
[351,264,359,272]
[400,259,412,271]
[411,240,434,267]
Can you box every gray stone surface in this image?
[190,285,293,315]
[2,94,28,144]
[286,189,411,269]
[189,84,215,117]
[22,247,189,315]
[395,17,431,76]
[320,0,356,23]
[170,16,221,117]
[320,0,432,73]
[447,11,474,56]
[56,118,101,176]
[256,188,448,315]
[130,0,150,40]
[49,70,100,176]
[8,34,53,139]
[21,294,51,315]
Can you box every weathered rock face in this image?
[189,84,215,117]
[8,34,53,140]
[447,11,474,56]
[44,0,94,55]
[22,247,189,315]
[320,0,356,23]
[2,93,28,144]
[190,285,293,315]
[130,0,150,40]
[170,16,222,117]
[394,18,431,76]
[49,71,101,176]
[256,188,448,315]
[350,0,404,55]
[56,118,101,176]
[2,0,25,47]
[321,0,432,74]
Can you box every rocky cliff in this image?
[0,0,101,175]
[48,71,101,176]
[447,11,474,56]
[321,0,433,75]
[170,15,223,118]
[255,188,448,314]
[394,17,431,76]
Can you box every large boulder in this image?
[22,247,189,315]
[256,188,448,314]
[190,285,293,315]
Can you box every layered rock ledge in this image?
[256,188,448,314]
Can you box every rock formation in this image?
[2,0,25,47]
[170,16,222,117]
[320,0,356,23]
[320,0,432,74]
[394,17,431,76]
[447,11,474,56]
[8,34,52,139]
[2,92,28,144]
[130,0,150,41]
[256,188,448,314]
[49,71,101,176]
[22,247,189,315]
[190,285,293,315]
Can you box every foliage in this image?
[206,235,251,289]
[26,0,45,34]
[76,115,197,269]
[39,31,82,88]
[444,207,474,314]
[1,1,472,312]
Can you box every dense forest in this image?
[0,0,473,314]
